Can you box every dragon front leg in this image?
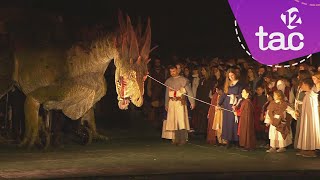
[19,96,40,148]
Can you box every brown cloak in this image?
[237,99,256,149]
[267,100,292,139]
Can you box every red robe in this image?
[252,95,267,133]
[236,99,256,149]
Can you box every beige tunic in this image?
[164,76,194,131]
[162,119,174,139]
[166,88,190,130]
[212,95,223,132]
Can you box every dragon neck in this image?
[88,33,119,72]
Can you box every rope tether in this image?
[147,75,235,113]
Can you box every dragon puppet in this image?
[0,10,151,147]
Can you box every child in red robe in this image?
[252,85,267,141]
[234,87,256,151]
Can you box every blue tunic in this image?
[219,82,243,141]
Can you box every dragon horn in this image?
[140,17,151,61]
[118,9,126,35]
[127,15,139,61]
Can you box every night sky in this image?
[2,0,248,61]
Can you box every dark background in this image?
[2,0,248,61]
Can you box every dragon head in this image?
[114,11,151,110]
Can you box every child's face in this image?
[192,69,198,75]
[264,77,270,83]
[273,93,281,101]
[241,89,249,99]
[201,68,207,76]
[216,88,222,95]
[176,64,182,74]
[256,87,264,95]
[247,69,254,78]
[214,68,220,77]
[184,68,190,76]
[312,76,320,85]
[284,79,290,87]
[258,68,265,76]
[228,72,236,81]
[300,83,310,91]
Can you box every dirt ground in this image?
[1,129,320,179]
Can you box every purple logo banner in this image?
[228,0,320,65]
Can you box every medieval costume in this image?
[219,81,243,143]
[165,76,195,145]
[208,87,226,145]
[296,91,320,153]
[315,87,320,130]
[190,72,200,130]
[265,100,296,152]
[192,77,214,134]
[276,79,290,101]
[247,80,254,93]
[161,111,174,140]
[265,80,276,95]
[191,73,200,99]
[261,99,271,147]
[294,87,306,149]
[235,99,256,150]
[266,79,289,100]
[253,74,265,92]
[147,65,166,129]
[252,94,267,139]
[212,98,225,144]
[207,91,218,144]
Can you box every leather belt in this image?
[169,97,182,101]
